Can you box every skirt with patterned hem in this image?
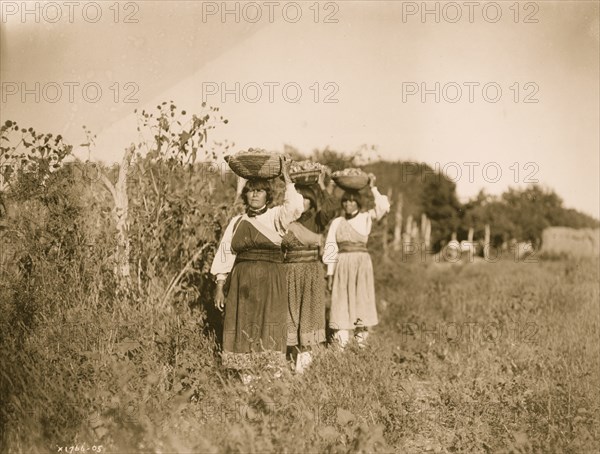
[222,259,288,370]
[285,261,327,347]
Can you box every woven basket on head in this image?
[290,161,330,186]
[290,169,320,185]
[225,149,283,179]
[332,172,369,190]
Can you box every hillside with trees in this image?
[290,146,598,251]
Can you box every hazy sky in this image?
[1,1,598,217]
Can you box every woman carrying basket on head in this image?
[323,173,390,348]
[211,156,304,383]
[282,168,338,373]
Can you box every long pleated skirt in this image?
[285,261,326,347]
[329,251,378,331]
[222,260,288,370]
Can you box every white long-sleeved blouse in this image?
[323,186,390,276]
[210,183,304,281]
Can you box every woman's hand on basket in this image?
[215,283,225,312]
[281,157,293,184]
[318,171,327,190]
[368,173,376,188]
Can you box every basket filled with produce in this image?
[224,148,284,179]
[289,160,328,185]
[331,168,370,190]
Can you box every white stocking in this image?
[334,329,350,347]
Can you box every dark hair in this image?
[296,185,318,210]
[341,190,362,209]
[241,179,274,206]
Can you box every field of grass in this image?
[1,254,599,453]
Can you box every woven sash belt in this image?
[284,247,320,263]
[338,242,369,253]
[235,249,284,263]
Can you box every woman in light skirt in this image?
[323,175,390,347]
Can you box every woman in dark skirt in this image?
[211,161,303,383]
[282,172,338,373]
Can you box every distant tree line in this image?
[287,145,599,250]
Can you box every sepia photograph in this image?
[1,1,599,452]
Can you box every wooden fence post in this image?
[393,192,403,251]
[382,187,392,260]
[100,143,135,283]
[404,214,413,245]
[484,224,491,260]
[411,220,419,242]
